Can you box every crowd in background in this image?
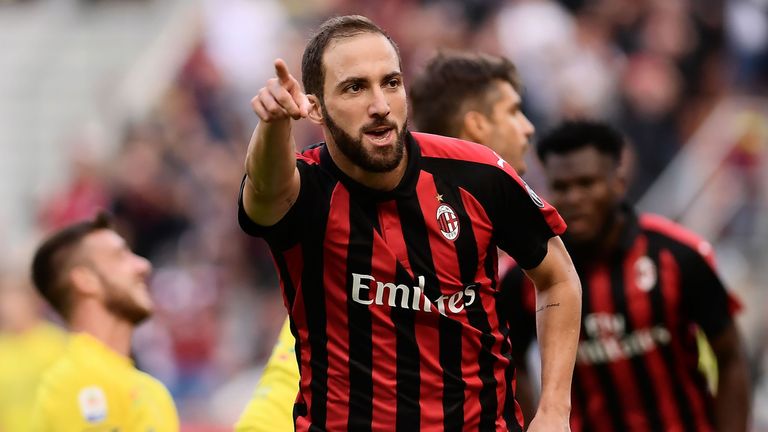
[1,0,766,427]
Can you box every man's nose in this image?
[368,87,391,118]
[563,186,585,205]
[135,255,152,277]
[523,114,535,137]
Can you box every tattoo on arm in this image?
[535,302,561,313]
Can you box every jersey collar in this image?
[565,203,640,264]
[616,203,641,252]
[69,332,134,369]
[319,131,421,201]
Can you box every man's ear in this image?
[307,95,324,125]
[460,111,490,144]
[69,265,100,297]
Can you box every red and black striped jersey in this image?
[238,132,565,432]
[503,207,739,432]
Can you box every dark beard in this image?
[95,271,151,325]
[323,107,407,173]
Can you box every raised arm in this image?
[522,236,581,431]
[711,322,750,431]
[243,59,311,227]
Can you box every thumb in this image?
[298,93,311,118]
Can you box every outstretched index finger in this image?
[274,58,309,118]
[274,59,293,86]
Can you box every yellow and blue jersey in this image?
[236,318,299,431]
[0,321,67,431]
[32,332,178,431]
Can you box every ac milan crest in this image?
[436,203,460,241]
[634,256,657,292]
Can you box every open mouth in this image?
[363,126,394,144]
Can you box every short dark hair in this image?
[31,212,113,319]
[410,51,522,137]
[301,15,400,104]
[536,120,625,164]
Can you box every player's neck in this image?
[596,210,626,256]
[570,210,626,259]
[328,144,409,191]
[68,303,134,358]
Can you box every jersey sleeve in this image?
[678,241,737,338]
[238,159,315,250]
[144,376,179,432]
[235,318,299,432]
[492,167,566,269]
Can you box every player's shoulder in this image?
[412,132,526,190]
[412,132,506,168]
[37,352,80,392]
[639,213,715,262]
[297,142,324,165]
[34,354,101,420]
[135,368,172,396]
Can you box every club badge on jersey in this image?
[437,203,460,241]
[634,256,658,292]
[78,386,108,423]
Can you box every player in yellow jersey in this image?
[29,212,178,431]
[235,51,537,430]
[0,275,67,431]
[235,319,297,431]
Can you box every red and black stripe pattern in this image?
[239,132,564,431]
[503,208,738,432]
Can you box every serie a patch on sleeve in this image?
[78,386,108,423]
[522,179,545,208]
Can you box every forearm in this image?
[515,367,539,428]
[535,278,581,415]
[713,333,750,432]
[245,119,297,199]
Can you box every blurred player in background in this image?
[0,273,66,431]
[409,51,534,176]
[235,47,554,431]
[505,120,750,431]
[29,212,178,431]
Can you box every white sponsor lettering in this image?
[584,313,625,338]
[351,273,477,315]
[577,312,672,364]
[375,282,410,308]
[352,273,374,305]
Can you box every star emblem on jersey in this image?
[435,193,443,202]
[492,150,506,168]
[436,203,460,241]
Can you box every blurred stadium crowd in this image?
[1,0,767,428]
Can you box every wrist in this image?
[536,396,571,419]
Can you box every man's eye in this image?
[347,84,362,93]
[386,79,400,88]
